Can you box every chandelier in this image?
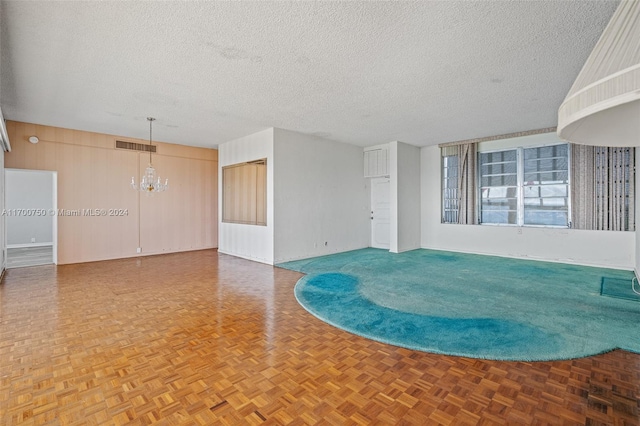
[131,117,168,194]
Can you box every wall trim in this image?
[7,242,54,249]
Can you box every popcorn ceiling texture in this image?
[0,1,619,148]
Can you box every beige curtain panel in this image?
[457,143,478,225]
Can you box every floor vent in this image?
[116,140,157,153]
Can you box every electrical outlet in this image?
[517,228,522,235]
[136,247,141,253]
[31,237,36,243]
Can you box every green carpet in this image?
[278,248,640,361]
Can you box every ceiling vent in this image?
[115,140,157,153]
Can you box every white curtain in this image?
[571,144,635,231]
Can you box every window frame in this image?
[477,143,571,228]
[221,159,267,226]
[478,148,519,226]
[441,154,459,224]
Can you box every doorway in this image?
[5,169,57,268]
[370,177,390,249]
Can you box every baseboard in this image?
[56,246,217,265]
[217,249,274,265]
[274,245,370,264]
[7,242,54,249]
[420,245,634,271]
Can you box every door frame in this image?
[5,168,58,265]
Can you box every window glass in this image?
[480,149,518,224]
[442,155,458,223]
[523,145,569,226]
[222,160,267,226]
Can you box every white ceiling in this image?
[0,1,619,149]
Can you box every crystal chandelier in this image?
[131,117,168,194]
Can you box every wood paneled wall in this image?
[5,121,218,264]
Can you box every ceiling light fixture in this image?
[28,136,39,144]
[131,117,168,194]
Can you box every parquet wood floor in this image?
[0,250,638,425]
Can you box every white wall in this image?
[0,149,4,272]
[389,141,421,253]
[5,169,54,246]
[218,128,275,264]
[636,147,640,277]
[273,128,369,263]
[421,144,635,269]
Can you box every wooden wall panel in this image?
[136,143,218,256]
[256,163,267,225]
[5,120,218,264]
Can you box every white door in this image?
[370,177,390,249]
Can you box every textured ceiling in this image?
[0,1,619,148]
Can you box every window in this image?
[523,144,569,226]
[442,154,458,223]
[479,144,569,227]
[222,159,267,226]
[479,149,518,224]
[441,140,633,230]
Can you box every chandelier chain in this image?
[148,117,155,165]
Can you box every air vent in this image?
[115,140,157,153]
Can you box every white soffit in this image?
[0,1,619,148]
[558,0,640,147]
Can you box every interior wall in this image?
[5,120,218,264]
[0,148,5,272]
[636,147,640,278]
[218,128,275,265]
[421,144,635,269]
[273,128,369,263]
[389,141,421,253]
[5,169,53,246]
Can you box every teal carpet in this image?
[278,248,640,361]
[601,277,640,302]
